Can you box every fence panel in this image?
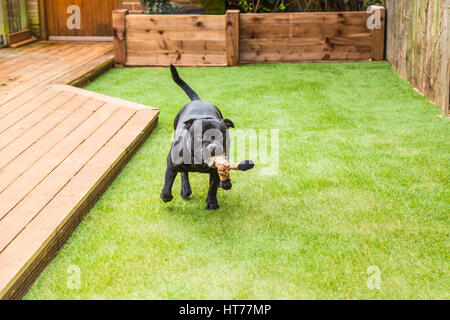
[385,0,448,115]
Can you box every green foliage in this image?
[229,0,384,13]
[140,0,182,14]
[25,63,449,300]
[238,0,286,13]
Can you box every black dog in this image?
[160,65,252,210]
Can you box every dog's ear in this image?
[222,118,234,128]
[184,118,196,129]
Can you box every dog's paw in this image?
[180,185,192,199]
[205,202,219,210]
[160,192,173,203]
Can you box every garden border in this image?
[113,7,385,67]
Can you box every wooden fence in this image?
[113,8,385,67]
[385,0,449,115]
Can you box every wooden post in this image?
[112,9,128,67]
[38,0,48,40]
[369,5,386,61]
[225,10,240,66]
[0,1,9,43]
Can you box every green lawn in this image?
[25,62,449,299]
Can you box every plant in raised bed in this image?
[227,0,384,13]
[140,0,182,14]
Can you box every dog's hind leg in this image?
[161,166,177,202]
[180,172,192,199]
[205,171,220,210]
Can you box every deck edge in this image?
[47,84,158,111]
[0,115,158,300]
[0,42,160,300]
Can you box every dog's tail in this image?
[170,65,200,101]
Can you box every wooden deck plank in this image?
[0,43,110,82]
[0,44,112,106]
[0,107,136,252]
[0,96,101,170]
[0,44,76,80]
[0,43,112,92]
[0,90,62,132]
[0,100,105,191]
[0,42,51,63]
[0,87,48,116]
[0,110,158,299]
[54,53,114,87]
[0,92,79,147]
[0,45,80,86]
[0,43,78,79]
[0,102,117,221]
[49,84,158,110]
[0,41,159,300]
[0,41,55,59]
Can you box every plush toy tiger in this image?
[207,155,254,185]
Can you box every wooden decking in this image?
[0,42,159,299]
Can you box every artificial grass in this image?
[25,62,449,299]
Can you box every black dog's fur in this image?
[160,65,235,210]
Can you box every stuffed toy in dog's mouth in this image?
[207,155,254,190]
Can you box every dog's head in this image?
[183,117,234,164]
[186,118,235,190]
[172,116,234,171]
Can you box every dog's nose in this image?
[219,180,232,190]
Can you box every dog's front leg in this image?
[161,166,177,202]
[180,172,192,199]
[206,171,220,210]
